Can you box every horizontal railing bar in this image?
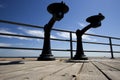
[71,40,120,46]
[52,49,70,51]
[112,44,120,46]
[0,20,43,29]
[65,40,109,45]
[113,51,120,53]
[0,46,43,50]
[85,33,110,38]
[1,32,120,46]
[0,33,113,46]
[85,34,120,40]
[53,30,120,40]
[0,46,119,54]
[0,32,108,45]
[50,38,70,42]
[72,40,110,45]
[0,20,74,33]
[0,46,69,51]
[54,30,120,40]
[1,19,120,40]
[0,33,70,42]
[111,37,120,40]
[84,50,111,53]
[83,41,110,45]
[0,33,44,39]
[72,40,77,42]
[72,50,112,53]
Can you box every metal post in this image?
[109,37,114,59]
[70,32,73,59]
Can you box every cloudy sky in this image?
[0,0,120,57]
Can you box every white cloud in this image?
[0,29,16,34]
[57,32,97,41]
[0,42,26,47]
[0,29,17,38]
[0,27,56,41]
[78,22,87,27]
[83,35,90,40]
[57,32,70,39]
[0,29,32,40]
[26,30,44,37]
[0,43,11,46]
[18,27,56,38]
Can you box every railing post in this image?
[70,32,73,59]
[109,37,114,59]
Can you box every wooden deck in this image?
[0,58,120,80]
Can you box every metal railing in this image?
[0,20,120,59]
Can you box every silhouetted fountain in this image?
[37,2,69,60]
[73,13,105,60]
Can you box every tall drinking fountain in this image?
[37,2,69,60]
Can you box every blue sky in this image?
[0,0,120,57]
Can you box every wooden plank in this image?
[92,61,117,71]
[76,61,108,80]
[0,58,120,80]
[0,61,73,80]
[0,61,57,74]
[102,71,120,80]
[0,61,57,79]
[100,60,120,70]
[42,63,82,80]
[93,61,120,80]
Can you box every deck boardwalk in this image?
[0,58,120,80]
